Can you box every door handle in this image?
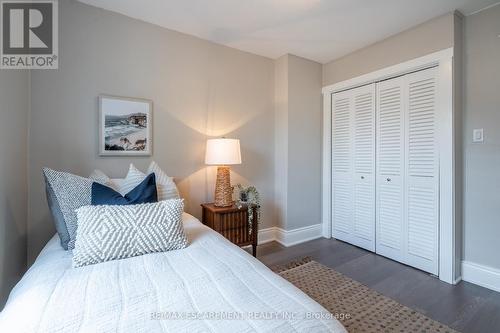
[386,178,392,182]
[360,176,365,180]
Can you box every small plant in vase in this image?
[235,184,261,235]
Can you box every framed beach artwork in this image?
[99,95,153,156]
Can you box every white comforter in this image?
[0,213,346,333]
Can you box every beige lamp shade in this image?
[205,138,242,165]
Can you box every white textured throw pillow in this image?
[72,200,187,268]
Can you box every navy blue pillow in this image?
[91,173,158,205]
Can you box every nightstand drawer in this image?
[219,214,252,244]
[201,202,258,256]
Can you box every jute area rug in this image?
[273,257,459,333]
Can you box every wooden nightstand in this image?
[201,202,258,257]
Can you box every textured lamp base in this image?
[214,166,233,207]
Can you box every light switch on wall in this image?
[473,129,484,143]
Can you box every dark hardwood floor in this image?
[249,238,500,333]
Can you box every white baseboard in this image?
[462,261,500,292]
[258,224,323,247]
[257,227,278,245]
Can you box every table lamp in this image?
[205,138,242,207]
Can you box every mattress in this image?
[0,213,346,333]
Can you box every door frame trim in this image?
[322,48,457,284]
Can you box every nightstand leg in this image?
[252,244,257,257]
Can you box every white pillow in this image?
[111,178,125,190]
[88,169,119,191]
[119,164,146,195]
[147,161,180,201]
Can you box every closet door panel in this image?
[376,78,405,261]
[332,178,352,235]
[331,92,353,241]
[407,179,437,272]
[405,68,439,275]
[331,84,375,251]
[352,85,376,251]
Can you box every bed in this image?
[0,213,346,332]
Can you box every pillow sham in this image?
[72,200,187,268]
[119,163,146,195]
[91,173,158,205]
[147,161,180,201]
[43,168,93,250]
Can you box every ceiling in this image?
[77,0,500,64]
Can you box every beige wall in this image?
[28,0,275,263]
[463,4,500,270]
[0,71,29,307]
[274,55,323,231]
[274,55,289,230]
[322,13,455,86]
[287,55,322,230]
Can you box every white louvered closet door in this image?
[332,90,353,242]
[331,66,440,275]
[375,67,439,275]
[332,84,375,251]
[352,85,376,251]
[376,77,405,262]
[404,67,439,275]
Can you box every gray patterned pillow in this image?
[72,199,187,268]
[43,168,93,250]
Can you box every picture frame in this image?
[98,95,153,156]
